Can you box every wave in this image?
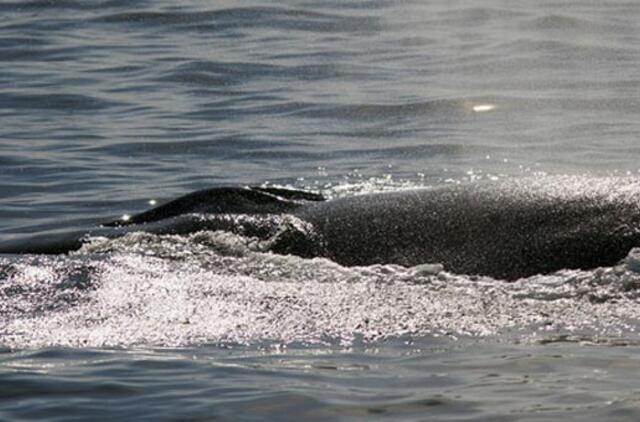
[94,6,381,34]
[0,92,123,112]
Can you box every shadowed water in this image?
[3,0,640,420]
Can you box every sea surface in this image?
[2,0,640,420]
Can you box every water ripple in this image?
[95,6,381,34]
[0,92,123,112]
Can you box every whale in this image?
[1,176,640,280]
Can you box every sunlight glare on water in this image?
[3,224,640,349]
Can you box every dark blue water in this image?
[3,1,640,420]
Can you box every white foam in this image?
[3,237,640,349]
[624,247,640,273]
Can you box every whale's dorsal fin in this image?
[103,186,325,227]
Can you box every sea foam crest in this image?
[2,244,640,348]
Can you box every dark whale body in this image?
[2,176,640,280]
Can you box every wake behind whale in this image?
[2,176,640,280]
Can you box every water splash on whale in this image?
[3,227,640,349]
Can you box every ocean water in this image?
[3,0,640,420]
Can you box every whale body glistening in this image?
[1,176,640,280]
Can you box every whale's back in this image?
[298,177,640,279]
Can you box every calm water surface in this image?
[3,0,640,420]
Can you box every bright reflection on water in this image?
[471,103,496,113]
